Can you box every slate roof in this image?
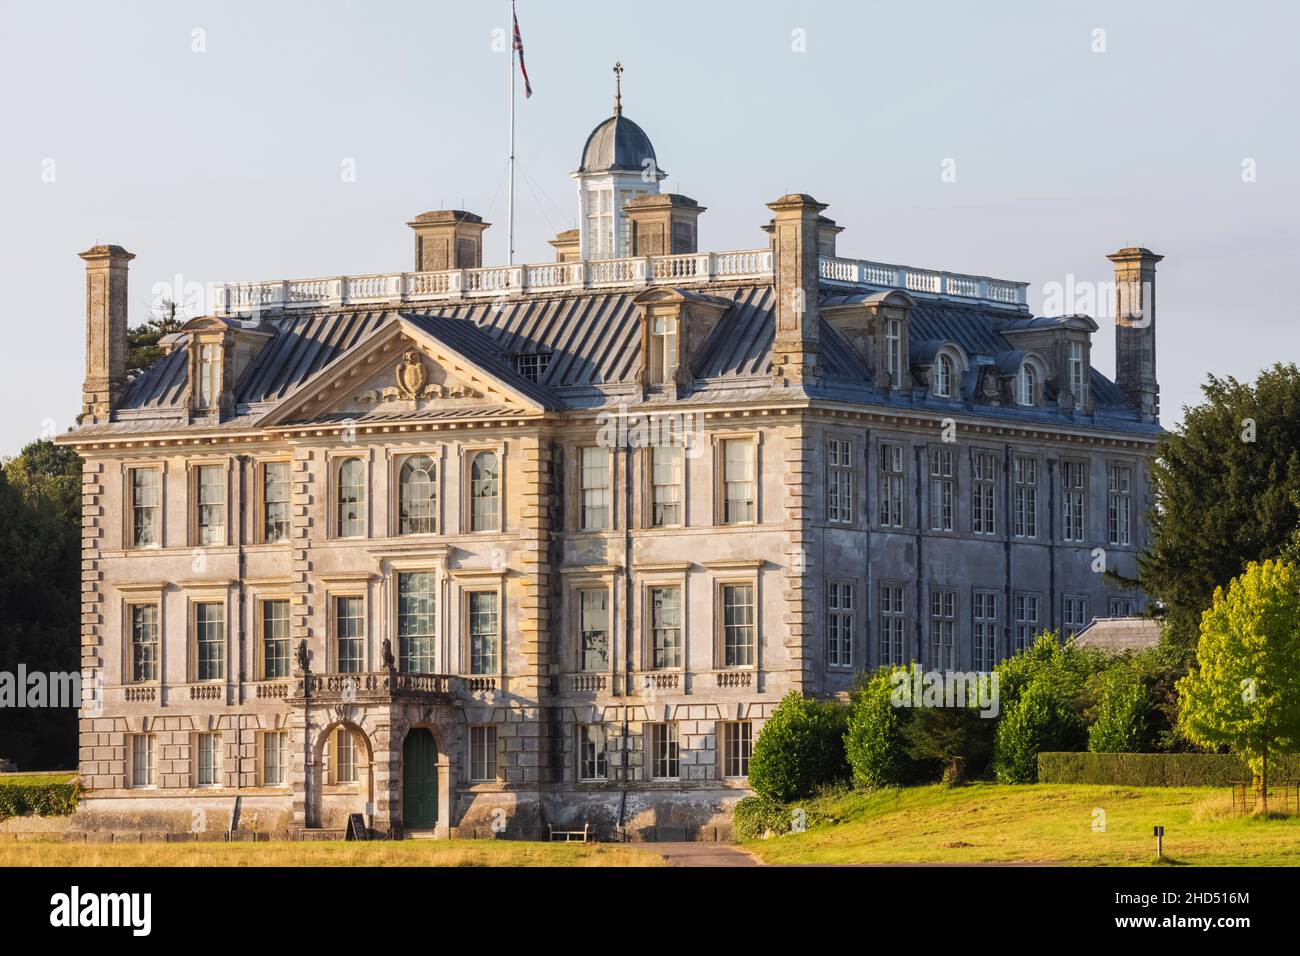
[111,281,1159,437]
[1075,617,1163,653]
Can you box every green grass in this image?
[742,783,1300,866]
[0,838,664,867]
[0,773,77,788]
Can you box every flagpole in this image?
[507,0,516,266]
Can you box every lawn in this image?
[0,838,664,867]
[741,783,1300,866]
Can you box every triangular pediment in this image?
[259,316,551,426]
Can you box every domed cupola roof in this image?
[576,63,665,177]
[578,113,662,175]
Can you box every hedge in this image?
[0,780,80,819]
[1038,752,1300,787]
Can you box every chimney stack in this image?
[1107,247,1162,422]
[408,210,490,272]
[765,194,825,386]
[625,194,705,257]
[79,244,134,424]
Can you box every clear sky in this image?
[2,0,1297,456]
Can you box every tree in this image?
[844,666,919,788]
[748,691,849,802]
[902,703,994,785]
[1087,663,1154,753]
[126,298,183,378]
[1139,364,1300,648]
[1177,560,1300,810]
[0,440,83,768]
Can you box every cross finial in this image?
[613,61,623,116]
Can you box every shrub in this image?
[1038,751,1300,786]
[845,666,920,788]
[748,691,849,802]
[993,678,1085,783]
[904,703,995,785]
[0,780,79,819]
[1088,664,1154,753]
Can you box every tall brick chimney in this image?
[766,194,825,385]
[79,244,134,424]
[1107,247,1162,422]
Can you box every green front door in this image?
[402,729,438,829]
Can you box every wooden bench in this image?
[548,823,591,843]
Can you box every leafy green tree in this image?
[748,691,849,801]
[0,440,83,769]
[1139,363,1300,648]
[126,299,182,378]
[1177,560,1300,809]
[902,702,994,785]
[844,666,919,788]
[1087,664,1154,753]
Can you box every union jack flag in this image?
[512,4,533,98]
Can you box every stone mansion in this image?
[58,93,1161,839]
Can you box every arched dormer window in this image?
[1015,363,1039,407]
[469,451,500,532]
[336,458,366,538]
[398,455,437,535]
[932,354,954,398]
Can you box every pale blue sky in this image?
[2,0,1297,455]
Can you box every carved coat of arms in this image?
[396,350,428,400]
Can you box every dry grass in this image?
[0,838,665,867]
[742,783,1300,866]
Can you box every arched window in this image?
[1016,363,1038,407]
[933,355,954,398]
[398,455,437,535]
[884,319,902,384]
[337,458,365,537]
[469,451,500,532]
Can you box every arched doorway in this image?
[402,728,439,829]
[309,721,374,830]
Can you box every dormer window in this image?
[884,319,903,385]
[1015,363,1038,406]
[649,312,678,384]
[1068,342,1086,396]
[932,355,954,398]
[196,343,220,411]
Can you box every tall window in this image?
[649,313,678,384]
[827,581,854,669]
[1014,592,1040,653]
[650,445,683,527]
[578,589,609,672]
[336,458,365,538]
[650,723,679,779]
[195,602,224,682]
[195,464,225,545]
[878,442,905,528]
[884,319,903,384]
[932,355,954,398]
[335,728,358,785]
[130,734,155,788]
[398,455,437,535]
[972,451,997,535]
[1013,456,1038,538]
[1015,363,1038,406]
[721,439,755,524]
[130,604,159,683]
[335,596,364,673]
[263,461,290,543]
[1062,461,1086,542]
[879,583,906,666]
[1108,465,1132,546]
[650,586,681,669]
[196,732,221,787]
[261,599,290,680]
[469,451,500,532]
[586,188,613,260]
[397,571,436,673]
[826,438,854,523]
[579,447,610,531]
[263,731,288,786]
[196,343,219,411]
[973,592,998,672]
[130,467,161,548]
[1064,595,1088,635]
[722,583,755,667]
[722,721,753,779]
[929,449,955,532]
[577,724,607,781]
[468,725,497,781]
[1068,341,1087,397]
[467,591,499,675]
[929,588,956,670]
